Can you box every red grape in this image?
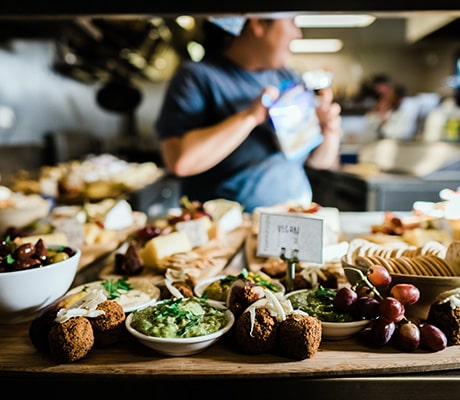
[390,284,420,305]
[367,264,392,288]
[420,324,448,352]
[333,287,358,312]
[370,317,396,347]
[354,296,380,320]
[395,322,420,352]
[379,297,405,322]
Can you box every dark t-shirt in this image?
[155,56,313,211]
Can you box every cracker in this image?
[414,255,438,276]
[445,241,460,275]
[391,257,409,275]
[426,255,454,276]
[373,255,395,273]
[398,256,417,275]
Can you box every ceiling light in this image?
[175,15,196,30]
[295,14,375,28]
[290,39,343,53]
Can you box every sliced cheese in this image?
[175,216,211,247]
[140,231,192,268]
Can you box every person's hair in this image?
[201,19,240,57]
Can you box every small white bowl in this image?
[285,288,370,340]
[194,274,285,303]
[321,319,370,341]
[0,246,80,324]
[125,298,235,356]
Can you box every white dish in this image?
[285,288,370,340]
[0,194,51,232]
[66,277,160,313]
[125,298,235,356]
[0,246,80,324]
[194,274,285,303]
[321,319,370,341]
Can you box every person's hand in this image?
[247,86,280,125]
[315,87,342,136]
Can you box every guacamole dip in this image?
[130,297,229,338]
[288,286,355,322]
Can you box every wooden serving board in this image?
[2,321,460,379]
[98,218,252,285]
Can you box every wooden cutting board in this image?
[98,217,252,285]
[2,320,460,378]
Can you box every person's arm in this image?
[160,86,279,177]
[305,87,343,169]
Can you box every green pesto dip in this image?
[202,269,281,302]
[130,297,229,338]
[287,286,355,322]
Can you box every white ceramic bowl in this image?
[125,299,235,356]
[0,194,51,232]
[342,257,460,321]
[285,288,371,340]
[0,246,80,324]
[321,319,371,341]
[194,274,285,303]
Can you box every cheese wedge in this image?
[140,231,192,268]
[204,199,243,235]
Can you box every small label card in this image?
[256,212,323,263]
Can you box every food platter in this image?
[99,218,252,285]
[78,211,148,270]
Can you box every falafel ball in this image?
[235,307,277,354]
[90,300,126,347]
[427,300,460,346]
[277,313,322,360]
[227,278,265,319]
[48,316,95,363]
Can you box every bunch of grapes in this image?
[333,265,447,352]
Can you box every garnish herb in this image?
[101,277,132,300]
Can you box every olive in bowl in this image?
[125,296,235,356]
[0,240,80,324]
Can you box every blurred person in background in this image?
[155,16,342,212]
[363,74,419,141]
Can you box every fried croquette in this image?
[48,316,94,363]
[227,279,265,319]
[235,307,278,354]
[90,300,126,347]
[277,313,322,360]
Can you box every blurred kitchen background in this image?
[0,11,459,211]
